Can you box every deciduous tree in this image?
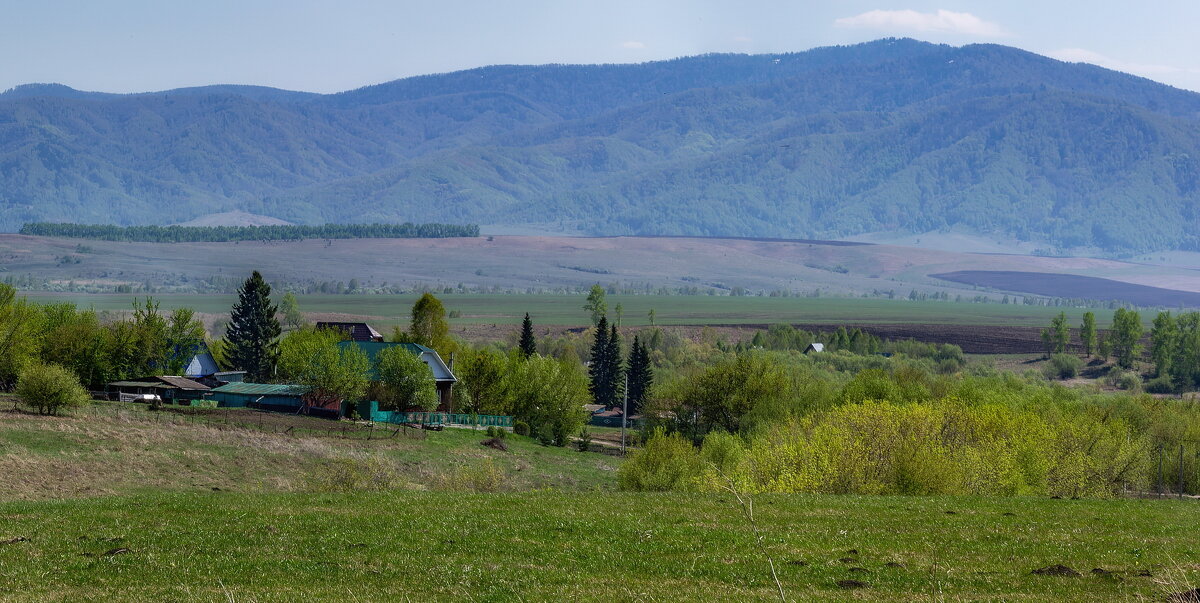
[277,327,370,412]
[376,346,438,411]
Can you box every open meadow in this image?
[1,401,1197,602]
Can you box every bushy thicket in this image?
[623,352,1200,497]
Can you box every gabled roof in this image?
[337,341,457,382]
[316,322,384,342]
[210,382,311,396]
[184,352,220,378]
[806,343,825,353]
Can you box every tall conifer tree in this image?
[519,313,537,358]
[227,271,281,381]
[588,316,610,406]
[626,335,653,414]
[606,323,624,409]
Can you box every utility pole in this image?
[621,373,629,455]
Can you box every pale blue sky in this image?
[3,1,1198,93]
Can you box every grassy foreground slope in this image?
[0,402,614,501]
[0,491,1195,601]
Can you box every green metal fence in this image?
[376,412,513,428]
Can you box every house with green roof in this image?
[337,341,458,410]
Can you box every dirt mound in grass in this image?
[1031,564,1081,577]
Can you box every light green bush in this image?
[16,362,90,416]
[618,428,702,492]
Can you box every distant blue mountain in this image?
[3,38,1199,252]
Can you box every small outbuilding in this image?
[804,343,825,354]
[107,376,210,403]
[207,382,324,414]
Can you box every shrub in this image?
[513,421,530,436]
[1118,372,1143,392]
[486,425,498,438]
[16,363,90,415]
[576,427,593,452]
[1045,354,1083,380]
[1145,375,1175,394]
[618,428,702,491]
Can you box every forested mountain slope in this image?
[3,38,1199,252]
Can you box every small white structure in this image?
[805,343,825,354]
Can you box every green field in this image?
[23,292,1114,330]
[2,399,1197,600]
[1,491,1195,601]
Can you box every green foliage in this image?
[618,428,702,492]
[518,313,536,359]
[16,363,90,415]
[1109,308,1143,369]
[626,335,653,414]
[279,292,306,331]
[1080,312,1097,357]
[512,421,530,437]
[587,317,624,408]
[1049,312,1071,354]
[409,293,452,356]
[164,308,206,375]
[277,327,370,406]
[453,348,511,415]
[1044,354,1083,380]
[583,285,607,326]
[227,271,281,381]
[0,286,46,388]
[504,355,589,447]
[20,223,479,242]
[576,427,592,452]
[375,346,438,411]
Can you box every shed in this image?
[804,343,825,354]
[107,376,209,403]
[339,341,457,410]
[208,382,319,414]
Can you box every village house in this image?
[338,340,458,410]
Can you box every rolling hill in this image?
[4,38,1200,252]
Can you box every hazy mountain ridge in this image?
[3,38,1199,252]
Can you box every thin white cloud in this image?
[834,9,1008,38]
[621,41,646,49]
[732,35,753,44]
[1048,48,1200,79]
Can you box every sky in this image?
[3,1,1199,94]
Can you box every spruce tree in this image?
[626,335,653,414]
[227,271,281,382]
[519,313,537,359]
[606,323,624,409]
[588,316,610,407]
